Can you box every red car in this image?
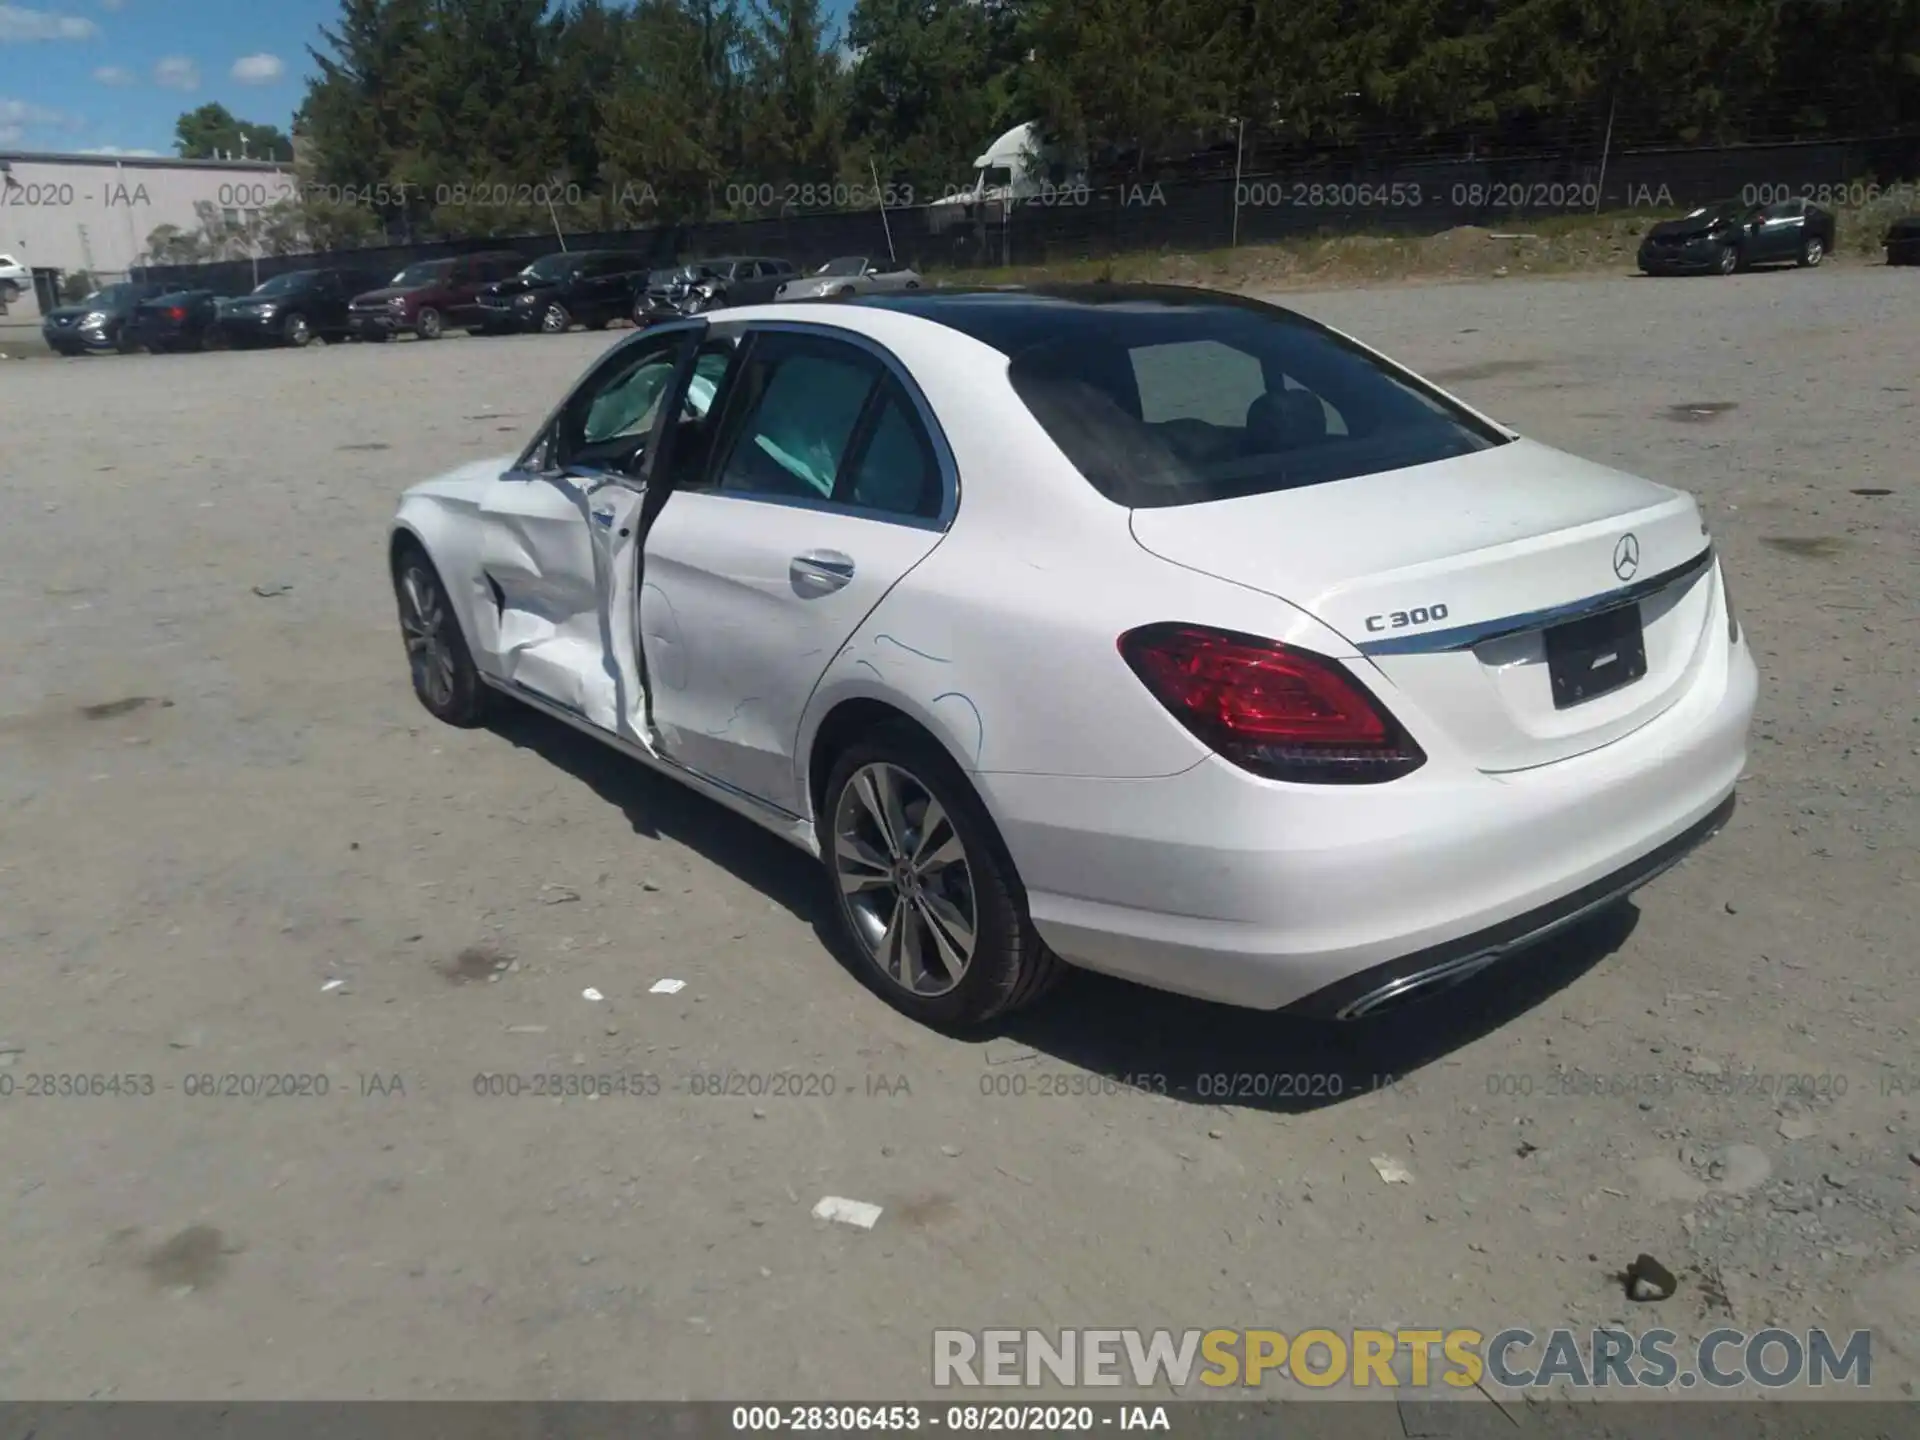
[348,252,526,341]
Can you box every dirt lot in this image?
[0,264,1915,1411]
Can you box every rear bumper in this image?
[987,628,1757,1012]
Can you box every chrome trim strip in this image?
[1334,825,1704,1020]
[1356,544,1715,657]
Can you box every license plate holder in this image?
[1544,604,1647,709]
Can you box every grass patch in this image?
[925,191,1919,292]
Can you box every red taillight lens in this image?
[168,307,186,321]
[1118,623,1425,783]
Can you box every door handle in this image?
[790,550,854,594]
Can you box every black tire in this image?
[1716,243,1740,276]
[202,325,230,352]
[818,722,1063,1028]
[836,285,857,297]
[319,330,346,344]
[1797,234,1826,267]
[392,543,491,727]
[114,324,139,355]
[283,311,313,347]
[362,327,390,343]
[539,301,571,334]
[416,306,444,340]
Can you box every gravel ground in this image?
[0,265,1915,1411]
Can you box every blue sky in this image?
[2,0,344,155]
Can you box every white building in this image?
[0,149,294,279]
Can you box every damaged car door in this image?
[474,322,702,741]
[638,324,956,814]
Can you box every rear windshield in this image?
[1005,305,1510,508]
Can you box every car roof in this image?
[842,284,1324,357]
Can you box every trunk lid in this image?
[1128,439,1720,772]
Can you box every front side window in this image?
[558,334,692,474]
[1007,302,1508,508]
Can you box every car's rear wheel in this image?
[821,725,1062,1028]
[416,306,444,340]
[1798,235,1825,267]
[539,301,571,333]
[393,544,490,727]
[1717,243,1740,275]
[284,311,313,346]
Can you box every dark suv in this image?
[213,268,383,347]
[42,280,172,355]
[348,251,525,341]
[471,251,652,335]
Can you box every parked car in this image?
[388,285,1755,1029]
[633,256,798,326]
[214,268,383,347]
[0,252,28,301]
[1638,198,1834,275]
[41,280,172,355]
[1884,216,1920,266]
[774,256,922,300]
[470,251,651,335]
[130,288,231,352]
[348,251,526,341]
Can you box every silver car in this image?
[774,255,922,300]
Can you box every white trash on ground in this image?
[812,1196,883,1230]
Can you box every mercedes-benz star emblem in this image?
[1613,533,1641,581]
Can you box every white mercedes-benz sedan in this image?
[389,286,1757,1028]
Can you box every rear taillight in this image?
[168,307,185,321]
[1118,623,1425,784]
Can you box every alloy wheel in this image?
[286,313,311,346]
[1803,238,1824,266]
[541,303,569,333]
[398,564,457,710]
[418,307,443,339]
[1718,245,1738,275]
[832,762,978,997]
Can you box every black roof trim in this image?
[843,283,1333,356]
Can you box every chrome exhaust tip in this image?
[1333,950,1505,1021]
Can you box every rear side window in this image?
[1007,305,1508,508]
[717,341,876,499]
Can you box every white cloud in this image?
[0,5,100,40]
[79,144,159,155]
[152,54,197,90]
[92,62,133,84]
[229,52,283,84]
[0,124,21,143]
[1,96,73,126]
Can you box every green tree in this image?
[738,0,848,187]
[174,103,296,161]
[844,0,1026,196]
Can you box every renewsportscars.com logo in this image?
[932,1327,1872,1391]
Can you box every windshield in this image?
[521,253,577,281]
[391,261,454,286]
[251,272,311,297]
[81,283,143,307]
[1005,302,1510,509]
[817,256,867,276]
